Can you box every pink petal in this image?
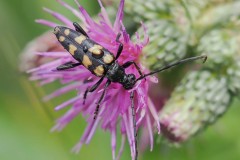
[111,128,117,160]
[75,0,95,27]
[116,135,126,160]
[114,0,125,32]
[43,7,73,27]
[55,95,81,111]
[35,19,58,28]
[43,82,82,101]
[146,113,153,151]
[57,0,84,21]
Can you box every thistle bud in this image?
[197,29,239,69]
[159,70,231,142]
[139,20,188,69]
[227,60,240,95]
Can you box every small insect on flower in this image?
[27,0,207,160]
[54,22,207,160]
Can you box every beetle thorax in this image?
[106,62,136,90]
[106,62,125,82]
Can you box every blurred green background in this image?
[0,0,240,160]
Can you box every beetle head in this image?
[122,74,136,90]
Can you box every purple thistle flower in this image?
[27,0,160,159]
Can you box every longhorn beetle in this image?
[53,22,207,160]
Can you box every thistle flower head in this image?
[26,0,160,159]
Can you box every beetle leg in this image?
[115,33,123,60]
[130,91,138,160]
[56,61,81,70]
[83,77,104,104]
[73,22,89,37]
[122,61,144,77]
[93,80,111,120]
[116,33,121,42]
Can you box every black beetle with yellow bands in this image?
[53,22,207,160]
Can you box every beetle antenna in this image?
[136,55,207,82]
